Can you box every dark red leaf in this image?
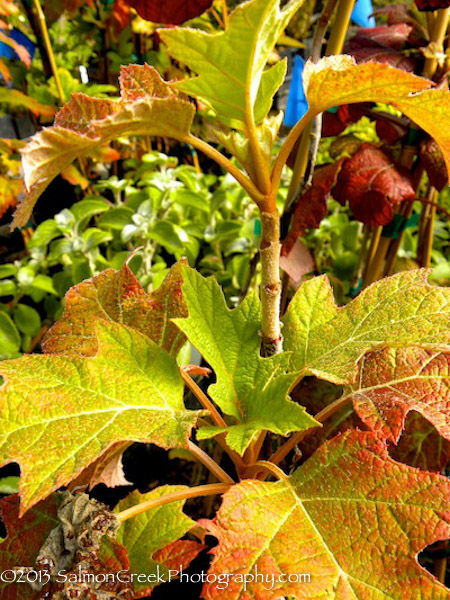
[415,0,450,11]
[348,47,416,72]
[124,0,213,24]
[376,118,409,143]
[321,103,371,137]
[333,143,415,225]
[420,138,448,191]
[282,160,345,254]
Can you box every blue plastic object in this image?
[351,0,376,27]
[0,27,35,62]
[284,55,309,127]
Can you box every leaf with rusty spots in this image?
[0,321,198,513]
[282,159,345,254]
[390,412,450,473]
[333,143,415,226]
[202,431,450,599]
[301,56,450,181]
[283,269,450,385]
[14,64,194,228]
[153,539,206,574]
[0,494,61,600]
[43,261,187,358]
[348,347,450,444]
[420,137,448,191]
[173,266,318,455]
[125,0,213,24]
[114,487,199,597]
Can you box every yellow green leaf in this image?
[159,0,305,129]
[0,321,198,513]
[283,269,450,385]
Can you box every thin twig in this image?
[269,395,352,466]
[187,441,235,484]
[244,460,290,483]
[117,483,232,522]
[181,369,227,429]
[187,134,266,206]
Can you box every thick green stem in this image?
[260,211,282,356]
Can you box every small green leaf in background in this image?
[0,476,19,495]
[13,304,41,337]
[0,313,20,354]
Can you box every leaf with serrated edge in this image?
[302,55,450,180]
[0,321,198,513]
[14,65,194,227]
[43,261,187,358]
[348,347,450,444]
[202,431,450,599]
[0,494,61,600]
[159,0,305,128]
[114,486,196,597]
[173,267,318,455]
[283,269,450,385]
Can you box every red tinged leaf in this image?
[202,431,450,599]
[347,24,413,50]
[415,0,450,11]
[153,539,206,574]
[282,160,345,254]
[333,143,415,225]
[374,5,428,46]
[344,25,417,71]
[349,347,450,444]
[420,137,448,191]
[43,261,188,358]
[0,494,61,600]
[125,0,213,24]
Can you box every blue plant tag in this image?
[351,0,376,27]
[283,55,309,127]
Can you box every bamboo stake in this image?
[31,0,64,104]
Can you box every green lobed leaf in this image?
[159,0,305,128]
[283,270,450,385]
[173,266,318,455]
[202,431,450,599]
[0,321,198,513]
